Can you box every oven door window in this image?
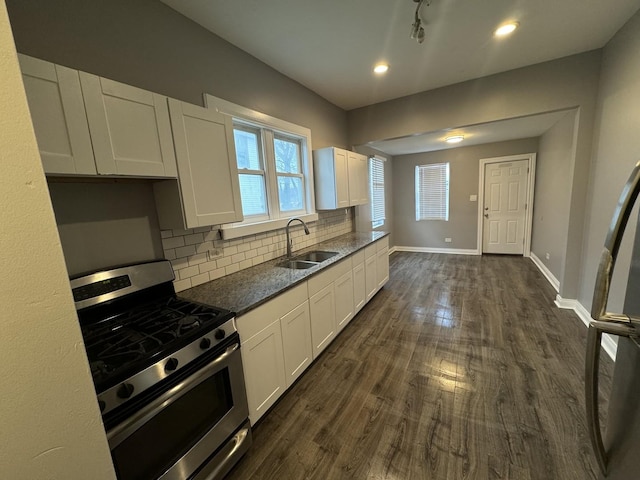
[111,369,233,480]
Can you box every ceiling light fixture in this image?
[445,135,464,144]
[374,63,389,74]
[494,22,519,37]
[410,0,430,44]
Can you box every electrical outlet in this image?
[545,252,550,260]
[445,238,452,243]
[207,247,223,260]
[469,195,477,202]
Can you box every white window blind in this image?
[370,157,385,228]
[416,163,450,221]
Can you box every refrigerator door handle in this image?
[591,161,640,321]
[586,320,637,476]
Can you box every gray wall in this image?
[6,0,349,275]
[353,145,395,246]
[531,110,578,283]
[47,181,164,276]
[348,51,601,298]
[6,0,347,150]
[579,10,640,313]
[393,138,539,250]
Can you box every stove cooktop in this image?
[82,296,234,392]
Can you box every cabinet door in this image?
[377,247,390,288]
[242,320,286,424]
[19,55,95,175]
[280,301,312,387]
[347,151,369,206]
[80,73,177,177]
[168,99,243,227]
[365,253,377,301]
[353,262,366,313]
[335,270,355,333]
[309,283,336,358]
[334,148,350,208]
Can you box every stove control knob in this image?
[200,338,211,350]
[164,357,179,372]
[117,383,135,399]
[214,329,226,340]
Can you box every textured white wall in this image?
[0,1,115,478]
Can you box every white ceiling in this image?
[368,110,572,156]
[161,0,638,155]
[161,0,640,111]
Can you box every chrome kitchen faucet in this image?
[286,217,310,258]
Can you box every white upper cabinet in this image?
[19,54,95,175]
[19,54,177,178]
[80,73,177,177]
[313,147,349,210]
[347,151,369,206]
[313,147,369,210]
[154,99,243,229]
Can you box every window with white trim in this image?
[370,156,385,228]
[416,163,450,221]
[233,123,307,222]
[204,94,317,239]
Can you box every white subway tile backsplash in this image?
[188,253,208,266]
[190,272,210,287]
[161,209,354,291]
[162,236,185,250]
[175,245,196,258]
[178,265,200,280]
[173,278,192,292]
[184,233,204,246]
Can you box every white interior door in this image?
[482,159,529,254]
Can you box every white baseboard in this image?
[529,252,560,292]
[389,246,397,255]
[555,294,617,360]
[394,246,480,255]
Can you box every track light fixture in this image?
[410,0,430,44]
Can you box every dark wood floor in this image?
[227,252,613,480]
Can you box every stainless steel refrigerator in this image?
[586,162,640,479]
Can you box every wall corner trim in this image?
[394,246,480,255]
[555,294,617,360]
[529,252,560,292]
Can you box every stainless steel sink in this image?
[294,251,338,263]
[277,260,319,270]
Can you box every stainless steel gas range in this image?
[71,260,251,480]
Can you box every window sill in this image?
[220,213,320,240]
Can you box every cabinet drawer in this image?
[307,258,350,297]
[237,283,307,340]
[351,249,365,265]
[376,236,389,252]
[365,244,377,259]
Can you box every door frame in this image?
[477,153,537,256]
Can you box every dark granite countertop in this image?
[178,231,389,317]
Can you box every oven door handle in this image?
[107,343,240,448]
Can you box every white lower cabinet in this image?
[335,270,355,333]
[352,251,366,313]
[237,236,389,425]
[309,284,336,358]
[280,301,312,387]
[377,238,390,288]
[241,319,286,425]
[365,245,378,301]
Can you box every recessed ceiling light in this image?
[494,22,519,37]
[373,63,389,74]
[445,135,464,144]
